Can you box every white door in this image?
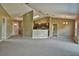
[1,18,7,40]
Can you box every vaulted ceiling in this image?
[1,3,32,17]
[1,3,79,19]
[28,3,79,17]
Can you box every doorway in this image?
[52,24,57,37]
[1,17,7,40]
[12,21,19,36]
[12,20,23,38]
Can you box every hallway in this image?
[0,38,79,56]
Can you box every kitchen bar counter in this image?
[32,29,48,38]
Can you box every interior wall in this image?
[50,17,75,41]
[23,11,33,37]
[0,4,12,40]
[18,21,23,36]
[33,17,75,41]
[7,17,12,38]
[76,16,79,43]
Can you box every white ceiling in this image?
[1,3,33,17]
[1,3,79,19]
[28,3,79,16]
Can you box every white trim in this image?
[1,17,7,40]
[75,21,77,36]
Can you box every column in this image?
[49,16,52,38]
[23,11,33,38]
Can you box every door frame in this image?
[52,24,58,37]
[1,17,7,40]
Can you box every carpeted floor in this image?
[0,38,79,56]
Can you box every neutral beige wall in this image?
[7,17,12,38]
[23,11,33,37]
[33,16,75,41]
[75,16,79,43]
[50,17,75,40]
[0,4,12,39]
